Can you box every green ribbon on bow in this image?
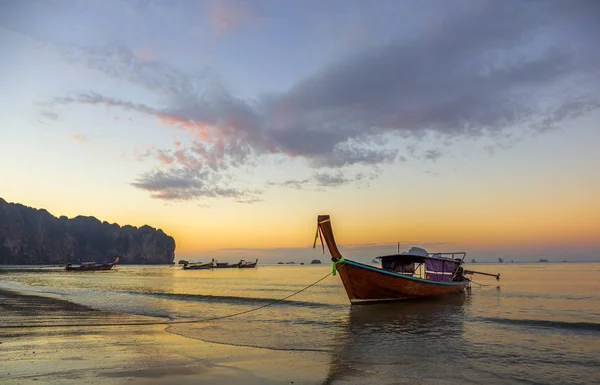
[332,257,345,276]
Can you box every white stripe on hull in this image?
[350,297,410,304]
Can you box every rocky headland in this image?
[0,197,175,265]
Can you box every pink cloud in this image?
[133,146,156,162]
[156,149,175,165]
[208,0,258,36]
[173,149,204,169]
[135,48,153,61]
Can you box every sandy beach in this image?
[0,289,330,384]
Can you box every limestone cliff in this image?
[0,198,175,265]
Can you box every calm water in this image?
[1,263,599,384]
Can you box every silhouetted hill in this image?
[0,198,175,265]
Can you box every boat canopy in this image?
[376,248,466,282]
[376,247,466,263]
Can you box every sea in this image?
[1,262,599,384]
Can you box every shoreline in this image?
[0,289,329,384]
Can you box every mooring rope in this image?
[0,272,333,330]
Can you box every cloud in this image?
[38,110,60,122]
[131,167,260,201]
[42,0,600,202]
[423,149,442,162]
[270,179,310,190]
[313,171,353,188]
[69,133,103,142]
[530,97,600,132]
[155,150,175,165]
[208,0,259,36]
[270,168,381,190]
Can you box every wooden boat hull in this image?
[238,259,258,268]
[65,264,115,271]
[336,259,468,304]
[182,264,212,270]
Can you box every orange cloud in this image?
[157,114,208,139]
[71,134,89,142]
[70,133,102,142]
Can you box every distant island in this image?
[539,258,549,263]
[311,259,322,264]
[0,198,175,265]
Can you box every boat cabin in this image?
[375,247,466,282]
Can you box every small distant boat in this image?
[238,259,258,268]
[182,259,214,270]
[213,260,239,268]
[65,257,119,271]
[315,215,499,304]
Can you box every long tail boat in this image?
[65,257,119,271]
[213,260,239,268]
[315,215,499,304]
[182,259,214,270]
[238,259,258,268]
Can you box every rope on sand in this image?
[0,272,333,330]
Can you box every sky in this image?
[0,0,599,262]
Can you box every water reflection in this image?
[324,294,469,385]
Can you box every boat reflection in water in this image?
[323,294,469,385]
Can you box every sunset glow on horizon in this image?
[1,0,599,262]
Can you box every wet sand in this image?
[0,289,329,384]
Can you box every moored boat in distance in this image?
[65,257,119,271]
[182,259,214,270]
[238,259,258,268]
[213,260,239,268]
[315,215,499,304]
